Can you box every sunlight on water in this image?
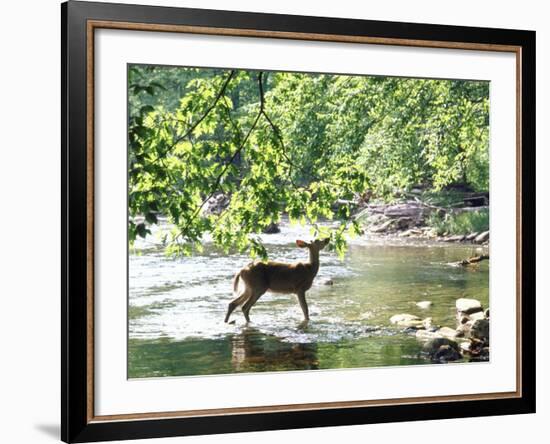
[128,221,489,378]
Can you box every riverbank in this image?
[354,192,489,245]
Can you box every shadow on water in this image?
[128,328,319,378]
[230,328,319,372]
[128,327,433,378]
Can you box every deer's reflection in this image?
[230,327,319,372]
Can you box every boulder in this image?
[444,234,466,242]
[433,345,462,363]
[366,214,386,225]
[456,298,483,314]
[422,317,434,329]
[416,329,441,340]
[416,301,432,309]
[469,311,486,321]
[202,192,230,216]
[372,219,395,233]
[456,320,474,338]
[395,217,413,229]
[480,347,490,360]
[423,338,461,362]
[471,319,490,342]
[465,232,479,241]
[390,313,423,328]
[438,326,460,340]
[474,231,490,243]
[262,223,281,234]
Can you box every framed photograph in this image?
[61,1,535,442]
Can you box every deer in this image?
[224,238,330,325]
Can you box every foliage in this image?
[426,209,489,235]
[128,64,489,258]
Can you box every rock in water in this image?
[474,231,490,243]
[471,319,490,342]
[456,320,474,338]
[433,345,462,363]
[438,326,460,340]
[416,301,432,309]
[469,311,486,321]
[416,329,441,340]
[423,338,461,362]
[390,313,423,328]
[456,298,483,314]
[262,223,281,234]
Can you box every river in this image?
[128,221,489,378]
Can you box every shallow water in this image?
[128,222,489,378]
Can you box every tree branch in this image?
[176,72,265,240]
[170,69,236,148]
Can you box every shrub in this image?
[427,208,489,235]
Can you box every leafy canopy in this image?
[128,65,489,259]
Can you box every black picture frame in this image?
[61,1,536,442]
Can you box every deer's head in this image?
[296,238,330,253]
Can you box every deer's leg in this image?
[242,289,266,323]
[225,290,250,323]
[297,291,310,321]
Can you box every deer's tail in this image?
[232,271,241,294]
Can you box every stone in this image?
[390,313,423,328]
[372,219,395,233]
[202,192,230,215]
[484,308,490,318]
[395,217,413,229]
[422,338,461,362]
[438,326,460,340]
[433,345,462,362]
[465,232,479,241]
[456,320,474,338]
[474,231,490,244]
[416,301,432,309]
[480,347,490,360]
[322,278,334,286]
[398,228,423,237]
[390,314,420,323]
[422,317,434,329]
[471,319,490,342]
[364,325,381,333]
[456,298,483,314]
[416,329,442,340]
[444,234,466,242]
[262,222,280,234]
[366,214,386,225]
[469,311,486,321]
[459,341,471,353]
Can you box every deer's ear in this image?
[296,240,308,248]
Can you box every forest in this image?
[128,65,489,258]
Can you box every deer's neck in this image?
[308,250,320,276]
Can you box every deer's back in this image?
[242,261,316,293]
